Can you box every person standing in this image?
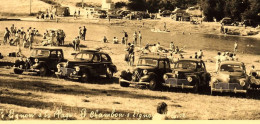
[133,31,137,45]
[103,36,108,43]
[170,42,175,52]
[3,27,10,45]
[10,24,15,36]
[82,26,87,41]
[123,31,128,46]
[75,36,80,51]
[234,41,238,53]
[215,52,222,72]
[78,9,81,17]
[78,27,82,40]
[198,50,204,59]
[138,31,142,47]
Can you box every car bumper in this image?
[120,78,149,85]
[55,68,80,79]
[164,78,195,89]
[211,82,247,93]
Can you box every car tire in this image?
[106,68,113,79]
[149,79,160,91]
[193,82,199,93]
[39,66,47,76]
[120,81,130,87]
[80,72,90,83]
[14,68,23,74]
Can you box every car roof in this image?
[79,49,107,54]
[33,47,63,50]
[220,61,244,65]
[139,54,168,60]
[177,59,203,63]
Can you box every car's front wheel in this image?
[149,79,160,91]
[39,66,47,76]
[14,68,23,74]
[80,72,90,83]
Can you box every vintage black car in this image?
[210,61,249,94]
[55,50,117,83]
[163,59,211,92]
[120,54,171,90]
[13,47,66,76]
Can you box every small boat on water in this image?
[151,28,170,33]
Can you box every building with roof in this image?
[102,0,115,11]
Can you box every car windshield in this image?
[175,61,197,70]
[137,59,157,66]
[75,53,94,61]
[220,64,244,72]
[30,49,50,57]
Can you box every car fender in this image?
[35,61,48,69]
[147,72,158,81]
[78,66,91,76]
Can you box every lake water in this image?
[1,21,260,55]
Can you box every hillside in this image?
[0,0,52,15]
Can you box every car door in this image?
[197,61,207,85]
[100,54,112,74]
[92,53,103,75]
[157,60,166,81]
[49,50,60,70]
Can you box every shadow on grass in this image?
[0,78,170,100]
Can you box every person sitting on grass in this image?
[113,37,119,44]
[153,102,168,120]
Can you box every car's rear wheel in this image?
[120,81,130,87]
[149,79,160,91]
[106,68,113,79]
[14,68,23,74]
[39,66,47,76]
[80,72,90,83]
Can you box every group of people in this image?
[215,51,238,72]
[78,26,87,41]
[125,43,135,66]
[2,24,39,49]
[42,29,66,46]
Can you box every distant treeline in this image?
[39,0,60,6]
[124,0,260,22]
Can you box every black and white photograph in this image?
[0,0,260,121]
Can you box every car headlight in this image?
[240,80,246,87]
[187,76,193,82]
[134,70,138,74]
[163,74,168,81]
[73,71,77,75]
[34,59,39,63]
[75,66,80,72]
[19,65,23,68]
[143,70,148,75]
[57,64,61,69]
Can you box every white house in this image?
[102,0,115,10]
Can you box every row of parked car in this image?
[13,47,260,96]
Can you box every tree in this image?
[127,0,147,11]
[115,2,127,9]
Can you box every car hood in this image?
[173,69,196,73]
[216,72,246,83]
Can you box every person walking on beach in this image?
[103,36,108,43]
[164,22,167,31]
[78,9,81,17]
[123,30,128,45]
[75,36,80,51]
[133,31,137,45]
[215,52,221,72]
[82,26,87,41]
[3,27,10,45]
[234,41,238,53]
[198,50,204,59]
[138,31,142,47]
[78,27,82,40]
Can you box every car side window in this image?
[101,54,110,62]
[57,51,62,58]
[93,54,101,62]
[158,60,165,69]
[165,60,170,69]
[50,51,57,58]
